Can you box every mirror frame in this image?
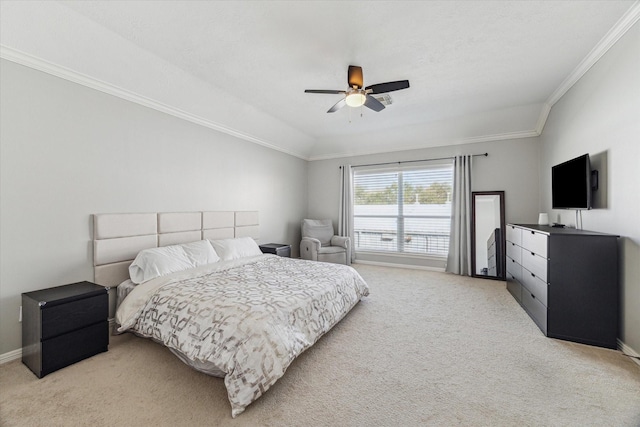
[471,191,506,280]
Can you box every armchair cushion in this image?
[301,219,334,247]
[330,235,349,249]
[317,246,347,255]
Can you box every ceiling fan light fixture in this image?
[345,90,366,108]
[304,66,409,113]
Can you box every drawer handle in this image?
[531,252,535,256]
[531,273,535,278]
[531,231,535,234]
[531,293,535,299]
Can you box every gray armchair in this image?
[300,219,350,265]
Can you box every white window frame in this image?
[352,160,453,259]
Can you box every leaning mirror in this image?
[471,191,506,280]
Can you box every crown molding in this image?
[0,45,308,161]
[545,1,640,107]
[461,129,540,144]
[307,129,540,162]
[2,2,638,163]
[534,103,552,135]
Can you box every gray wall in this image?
[0,59,308,355]
[307,137,541,269]
[538,22,640,351]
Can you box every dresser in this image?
[506,224,618,349]
[22,281,109,378]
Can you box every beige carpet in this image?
[1,264,639,426]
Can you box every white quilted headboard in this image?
[93,211,259,288]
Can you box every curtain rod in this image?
[339,153,488,169]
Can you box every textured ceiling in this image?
[1,1,637,159]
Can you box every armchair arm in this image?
[300,237,321,260]
[331,235,350,249]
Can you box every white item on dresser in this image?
[537,213,549,225]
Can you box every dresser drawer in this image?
[506,225,522,246]
[41,294,108,340]
[521,229,548,258]
[521,268,548,307]
[506,256,522,283]
[522,289,547,334]
[506,241,522,264]
[506,278,522,302]
[521,251,547,283]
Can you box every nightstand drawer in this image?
[42,294,108,339]
[41,321,108,376]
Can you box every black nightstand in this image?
[22,281,109,378]
[259,243,292,258]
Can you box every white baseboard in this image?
[0,348,22,365]
[354,259,445,272]
[618,339,640,368]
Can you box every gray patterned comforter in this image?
[116,255,369,417]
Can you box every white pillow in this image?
[180,240,220,266]
[209,237,262,261]
[129,245,195,284]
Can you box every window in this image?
[353,161,453,257]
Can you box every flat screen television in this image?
[552,154,592,210]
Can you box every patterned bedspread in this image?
[116,255,369,417]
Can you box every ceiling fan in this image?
[305,65,410,113]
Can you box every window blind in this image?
[353,162,454,256]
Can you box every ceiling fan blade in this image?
[365,80,410,94]
[364,94,385,112]
[305,89,346,94]
[327,98,346,113]
[348,65,363,89]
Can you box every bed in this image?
[93,211,369,417]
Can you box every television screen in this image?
[552,154,592,209]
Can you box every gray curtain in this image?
[338,165,354,264]
[446,155,473,275]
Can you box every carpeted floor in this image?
[1,264,639,426]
